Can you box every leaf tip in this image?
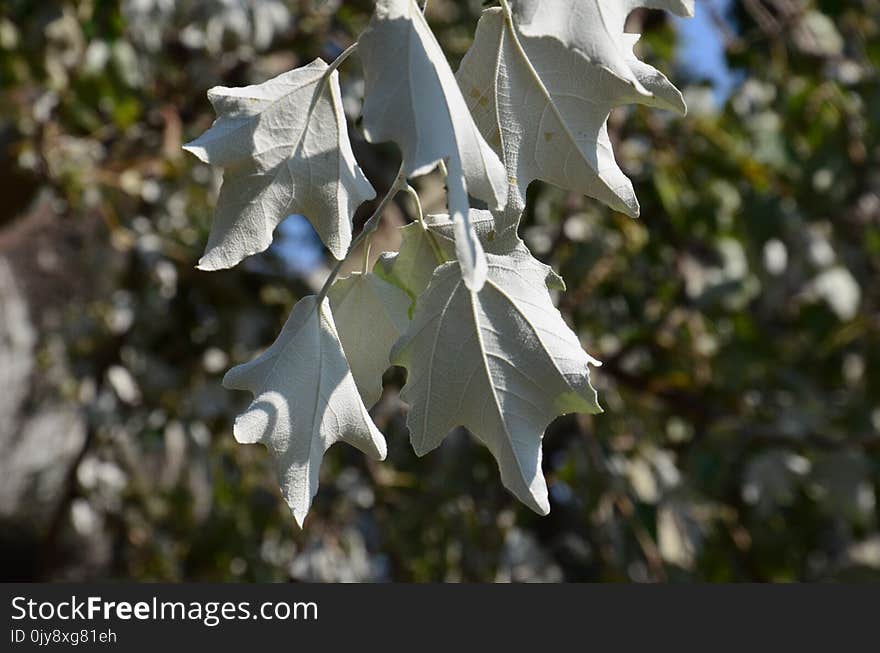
[197,245,255,272]
[408,431,441,459]
[195,256,223,272]
[678,97,689,118]
[546,268,566,292]
[526,489,551,516]
[623,199,641,219]
[230,415,248,444]
[230,408,268,446]
[291,506,309,529]
[222,363,248,392]
[462,267,488,293]
[373,437,388,462]
[181,141,210,163]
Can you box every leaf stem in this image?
[324,42,359,80]
[404,184,446,265]
[317,164,407,302]
[362,237,374,275]
[404,184,427,230]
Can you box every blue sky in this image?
[674,0,737,103]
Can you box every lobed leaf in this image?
[391,245,602,514]
[223,296,387,526]
[457,4,688,224]
[184,60,375,269]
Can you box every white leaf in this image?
[184,59,375,269]
[359,0,509,291]
[391,245,602,514]
[457,5,688,219]
[328,273,411,408]
[223,296,387,526]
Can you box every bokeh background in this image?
[1,0,878,582]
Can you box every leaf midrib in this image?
[494,8,619,182]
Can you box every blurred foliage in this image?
[0,0,878,582]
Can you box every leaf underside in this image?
[184,59,375,269]
[223,296,387,527]
[392,246,602,514]
[457,3,688,229]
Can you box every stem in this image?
[317,164,407,302]
[317,257,348,304]
[404,184,446,265]
[404,184,427,229]
[324,42,358,80]
[362,238,373,274]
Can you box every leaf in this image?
[391,245,602,514]
[457,5,688,221]
[223,296,387,526]
[358,0,508,291]
[328,273,411,408]
[184,59,375,270]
